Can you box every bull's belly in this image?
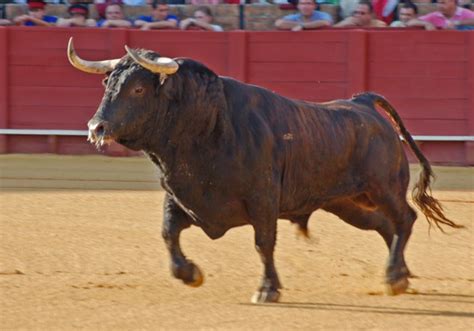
[172,193,250,239]
[279,199,325,218]
[278,185,364,217]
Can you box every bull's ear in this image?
[125,45,179,75]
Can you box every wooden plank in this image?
[251,81,347,102]
[8,135,50,154]
[402,119,467,135]
[416,142,466,165]
[9,49,111,66]
[9,28,132,65]
[109,29,128,59]
[10,86,103,107]
[369,30,466,45]
[382,98,467,120]
[368,32,467,62]
[369,61,466,79]
[167,46,229,74]
[9,106,96,129]
[368,77,467,99]
[248,31,347,43]
[125,39,229,74]
[9,27,111,50]
[0,27,8,152]
[346,30,367,97]
[128,30,229,45]
[467,32,474,165]
[227,30,247,82]
[9,65,103,88]
[370,44,467,62]
[248,62,346,82]
[248,42,346,63]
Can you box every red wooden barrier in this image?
[0,28,7,153]
[467,32,474,164]
[0,27,472,164]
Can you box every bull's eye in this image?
[134,87,144,95]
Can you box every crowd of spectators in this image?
[0,0,226,30]
[0,0,473,30]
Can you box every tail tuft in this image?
[366,92,464,232]
[412,167,464,232]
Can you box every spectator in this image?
[390,2,435,30]
[56,4,97,27]
[97,3,132,28]
[134,0,178,30]
[0,19,12,26]
[340,0,359,19]
[390,2,416,27]
[13,0,58,27]
[94,0,111,19]
[418,0,474,30]
[123,0,148,5]
[274,0,333,31]
[179,6,223,31]
[334,0,387,27]
[190,0,220,4]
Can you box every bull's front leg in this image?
[251,214,282,304]
[162,194,203,287]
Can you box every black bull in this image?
[68,38,462,303]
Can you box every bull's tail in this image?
[359,92,463,232]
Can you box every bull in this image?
[67,37,462,303]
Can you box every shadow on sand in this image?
[240,293,474,318]
[404,291,474,305]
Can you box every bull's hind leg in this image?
[369,194,417,295]
[323,198,413,292]
[162,194,203,287]
[323,198,395,248]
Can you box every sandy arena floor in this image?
[0,154,473,330]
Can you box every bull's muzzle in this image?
[87,119,114,149]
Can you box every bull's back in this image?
[221,79,404,213]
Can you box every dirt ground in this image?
[1,154,473,330]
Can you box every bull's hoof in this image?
[171,261,204,288]
[386,277,409,296]
[251,289,281,304]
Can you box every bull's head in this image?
[67,37,179,151]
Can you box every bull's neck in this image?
[144,103,233,177]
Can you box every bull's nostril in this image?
[89,121,108,139]
[95,124,105,137]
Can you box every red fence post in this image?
[227,31,247,83]
[0,27,8,153]
[466,32,474,165]
[346,30,368,97]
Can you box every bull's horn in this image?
[124,45,178,75]
[67,37,120,74]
